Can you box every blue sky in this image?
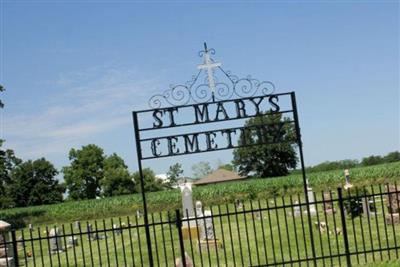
[1,1,399,176]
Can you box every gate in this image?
[132,43,316,267]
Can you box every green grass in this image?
[1,162,399,227]
[8,187,400,267]
[360,260,400,267]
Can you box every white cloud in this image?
[3,66,163,161]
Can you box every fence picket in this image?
[3,184,400,267]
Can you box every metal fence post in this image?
[176,209,187,267]
[338,187,351,267]
[11,230,19,267]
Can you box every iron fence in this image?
[1,183,400,267]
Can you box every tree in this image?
[100,153,135,197]
[384,151,400,163]
[166,163,183,188]
[191,161,213,179]
[306,159,359,173]
[233,113,297,177]
[361,155,384,166]
[132,168,164,192]
[63,144,105,200]
[0,140,22,208]
[8,158,64,207]
[218,163,235,172]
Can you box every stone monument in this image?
[175,252,194,267]
[323,192,335,214]
[293,201,301,217]
[49,227,64,254]
[343,169,353,190]
[180,182,195,218]
[386,185,400,225]
[0,220,14,267]
[87,224,101,241]
[202,210,215,240]
[362,197,374,217]
[195,201,203,218]
[67,237,78,248]
[179,182,198,239]
[304,180,316,216]
[198,210,222,249]
[113,224,122,235]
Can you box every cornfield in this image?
[1,162,399,227]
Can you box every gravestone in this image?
[198,210,222,249]
[74,221,80,229]
[67,237,78,248]
[202,210,215,240]
[304,184,316,216]
[113,224,122,235]
[386,185,400,225]
[180,183,195,218]
[49,227,63,254]
[175,252,193,267]
[235,199,243,210]
[252,211,262,220]
[293,201,301,217]
[195,201,205,239]
[179,182,197,239]
[87,224,100,241]
[343,169,353,190]
[314,221,327,233]
[0,220,14,267]
[362,197,374,217]
[323,192,335,214]
[136,210,142,219]
[195,201,203,218]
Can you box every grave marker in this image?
[386,185,400,225]
[304,181,316,216]
[180,182,198,239]
[49,227,63,254]
[199,210,222,249]
[293,201,301,217]
[323,192,335,214]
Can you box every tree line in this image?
[0,141,188,208]
[298,151,400,174]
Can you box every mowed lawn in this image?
[10,186,400,267]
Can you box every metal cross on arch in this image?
[197,42,221,101]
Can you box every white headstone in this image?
[202,210,215,240]
[67,237,78,248]
[113,224,122,235]
[180,183,194,218]
[305,186,317,216]
[362,197,375,217]
[195,201,203,217]
[293,201,301,217]
[49,228,63,253]
[344,169,353,190]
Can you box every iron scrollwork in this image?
[148,44,276,109]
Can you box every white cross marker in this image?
[197,43,221,94]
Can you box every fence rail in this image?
[1,183,400,267]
